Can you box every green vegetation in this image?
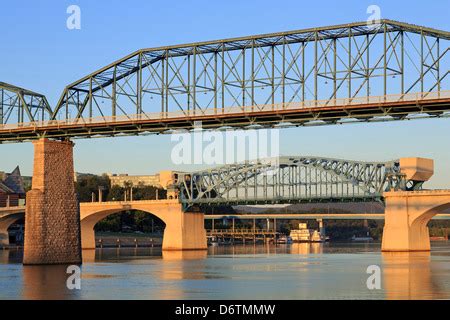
[428,220,450,237]
[75,174,111,202]
[94,210,165,233]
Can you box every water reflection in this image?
[290,243,323,254]
[0,249,23,264]
[207,242,329,255]
[22,264,82,300]
[1,243,449,300]
[208,244,264,256]
[382,252,444,300]
[162,250,207,260]
[161,250,208,281]
[82,249,96,263]
[82,247,163,262]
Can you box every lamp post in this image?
[98,186,106,202]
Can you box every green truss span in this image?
[177,156,419,209]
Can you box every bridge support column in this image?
[81,220,96,250]
[162,210,207,251]
[382,191,433,252]
[24,138,82,265]
[0,226,9,246]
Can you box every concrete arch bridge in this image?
[1,155,448,252]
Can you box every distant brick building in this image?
[107,170,185,199]
[0,166,26,207]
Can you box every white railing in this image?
[80,199,179,206]
[1,90,449,131]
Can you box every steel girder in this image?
[177,156,408,208]
[0,82,52,125]
[52,20,450,124]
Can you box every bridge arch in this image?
[409,196,450,250]
[80,207,167,250]
[412,202,450,226]
[0,213,24,246]
[80,200,206,251]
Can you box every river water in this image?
[1,242,450,300]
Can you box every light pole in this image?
[98,186,105,202]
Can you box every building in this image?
[107,170,185,199]
[0,166,26,207]
[108,173,160,188]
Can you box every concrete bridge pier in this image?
[0,231,7,246]
[162,210,207,251]
[381,157,450,252]
[381,190,450,252]
[0,221,11,246]
[382,191,431,251]
[23,138,82,265]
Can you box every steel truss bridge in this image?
[0,20,449,142]
[177,156,415,209]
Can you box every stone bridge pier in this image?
[80,200,207,251]
[23,138,82,265]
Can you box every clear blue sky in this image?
[1,0,449,188]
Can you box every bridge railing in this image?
[1,90,449,131]
[207,229,277,235]
[79,199,179,205]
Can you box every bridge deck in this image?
[204,213,450,220]
[207,229,278,236]
[1,91,449,142]
[2,205,450,220]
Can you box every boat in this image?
[289,223,327,243]
[277,235,293,244]
[207,235,222,245]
